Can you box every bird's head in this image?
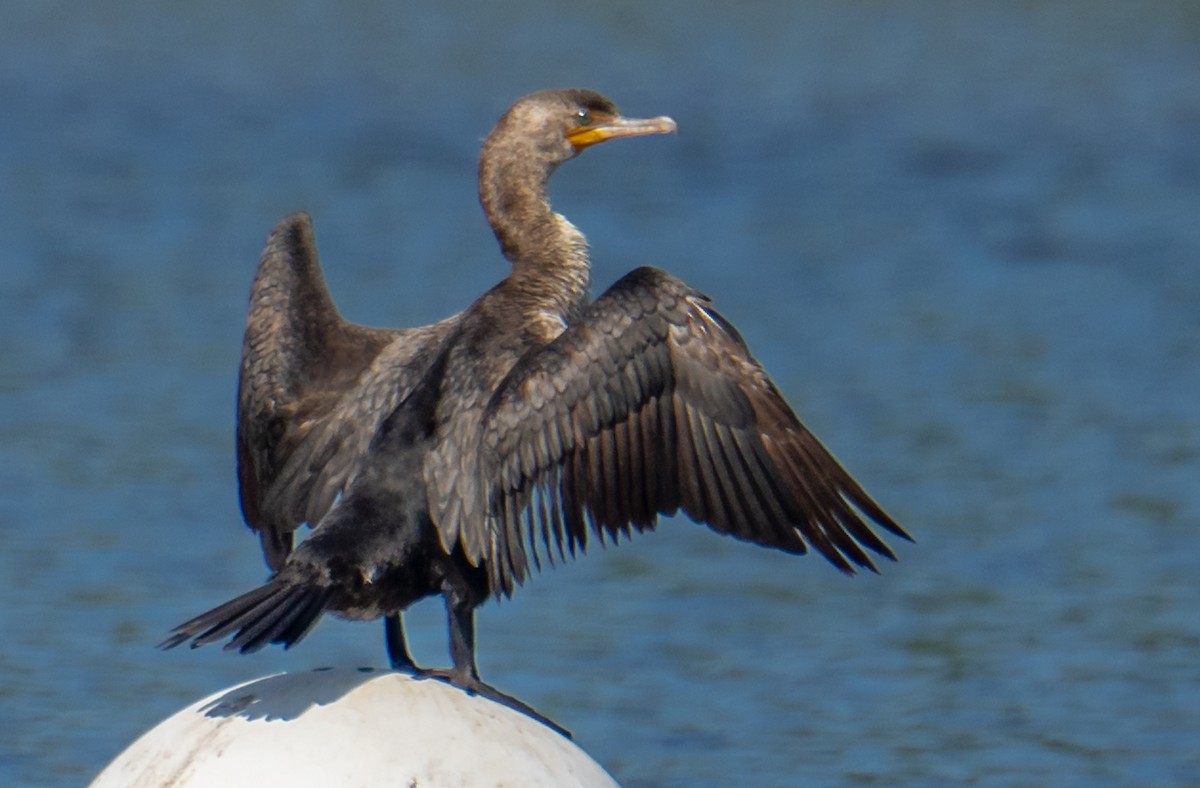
[486,88,677,173]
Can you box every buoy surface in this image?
[91,668,617,788]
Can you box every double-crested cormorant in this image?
[163,89,910,733]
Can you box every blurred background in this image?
[2,2,1198,785]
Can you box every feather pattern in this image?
[477,266,909,596]
[236,212,455,570]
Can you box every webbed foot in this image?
[414,668,571,739]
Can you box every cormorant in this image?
[163,88,910,734]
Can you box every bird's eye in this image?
[575,109,591,126]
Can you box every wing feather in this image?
[474,266,909,596]
[236,213,456,570]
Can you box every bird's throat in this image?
[505,212,591,332]
[480,157,591,328]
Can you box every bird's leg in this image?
[446,597,481,684]
[415,594,572,738]
[411,599,483,686]
[385,613,419,672]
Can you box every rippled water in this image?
[2,3,1198,785]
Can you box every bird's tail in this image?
[160,574,331,655]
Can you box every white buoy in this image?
[92,668,618,788]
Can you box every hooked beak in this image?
[567,115,678,152]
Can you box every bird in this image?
[162,88,911,734]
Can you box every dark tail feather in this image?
[160,579,331,655]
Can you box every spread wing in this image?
[236,213,447,569]
[475,266,909,595]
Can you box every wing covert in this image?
[477,266,909,595]
[235,213,447,569]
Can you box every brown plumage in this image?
[162,88,910,734]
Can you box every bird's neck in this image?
[480,155,591,325]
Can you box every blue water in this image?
[3,3,1198,785]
